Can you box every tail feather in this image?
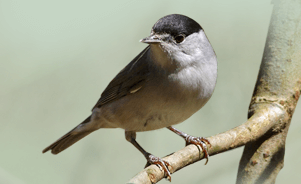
[43,116,93,154]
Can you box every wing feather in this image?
[92,46,151,110]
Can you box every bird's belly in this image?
[99,81,209,132]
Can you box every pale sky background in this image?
[1,0,300,184]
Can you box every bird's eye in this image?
[175,35,185,43]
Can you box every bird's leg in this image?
[167,126,211,165]
[125,131,172,181]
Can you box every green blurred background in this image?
[1,0,300,183]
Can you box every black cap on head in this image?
[152,14,202,37]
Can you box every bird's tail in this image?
[42,116,94,155]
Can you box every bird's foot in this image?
[185,136,211,165]
[145,154,172,181]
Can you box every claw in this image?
[186,136,211,165]
[166,127,211,165]
[147,155,172,181]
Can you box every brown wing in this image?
[92,46,151,110]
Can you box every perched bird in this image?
[43,14,217,181]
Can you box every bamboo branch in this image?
[236,0,301,183]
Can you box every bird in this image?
[43,14,217,181]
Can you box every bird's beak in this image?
[140,35,162,44]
